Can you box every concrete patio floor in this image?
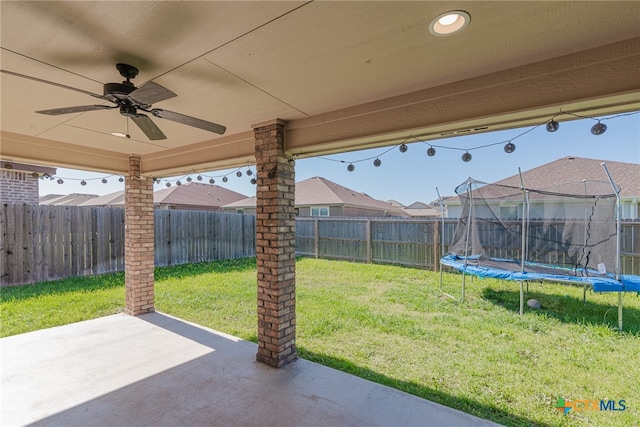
[1,312,500,427]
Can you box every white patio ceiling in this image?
[1,1,639,177]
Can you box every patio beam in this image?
[124,155,155,316]
[254,119,297,368]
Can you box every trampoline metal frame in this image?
[438,163,627,331]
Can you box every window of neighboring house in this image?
[500,205,519,219]
[236,209,243,214]
[310,206,329,217]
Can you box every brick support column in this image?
[254,119,297,368]
[124,155,155,315]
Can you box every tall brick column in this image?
[254,119,297,368]
[124,155,155,315]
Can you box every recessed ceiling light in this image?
[429,10,470,36]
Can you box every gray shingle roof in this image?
[224,177,405,215]
[493,156,639,198]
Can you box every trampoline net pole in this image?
[601,162,621,281]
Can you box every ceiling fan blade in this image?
[130,113,167,140]
[128,81,177,106]
[36,105,117,115]
[150,109,226,135]
[1,69,106,99]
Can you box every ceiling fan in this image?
[1,63,226,140]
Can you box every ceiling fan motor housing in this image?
[104,81,136,103]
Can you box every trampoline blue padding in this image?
[440,254,640,293]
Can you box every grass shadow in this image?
[298,348,549,427]
[482,287,640,334]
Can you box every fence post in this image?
[314,218,319,258]
[366,219,372,263]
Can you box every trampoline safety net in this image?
[449,178,618,277]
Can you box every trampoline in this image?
[438,163,640,330]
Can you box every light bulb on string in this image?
[462,152,472,162]
[197,175,203,181]
[427,146,436,157]
[399,144,408,153]
[166,182,171,188]
[102,178,108,184]
[504,142,516,153]
[546,120,559,132]
[251,178,257,185]
[186,176,192,183]
[176,180,182,186]
[57,178,64,184]
[591,121,607,135]
[222,177,228,183]
[246,169,253,176]
[347,163,355,172]
[31,172,39,179]
[81,180,87,186]
[236,171,242,177]
[119,177,124,183]
[373,158,382,167]
[209,178,215,184]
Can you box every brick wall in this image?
[254,119,297,368]
[0,170,39,204]
[124,155,155,315]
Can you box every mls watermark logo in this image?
[556,397,627,415]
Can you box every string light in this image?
[7,110,635,190]
[504,142,516,153]
[311,110,637,169]
[546,119,559,132]
[591,122,607,135]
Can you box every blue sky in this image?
[39,113,639,206]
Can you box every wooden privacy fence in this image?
[296,217,458,269]
[2,203,639,286]
[1,204,256,286]
[296,217,640,275]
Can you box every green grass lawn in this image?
[1,257,638,426]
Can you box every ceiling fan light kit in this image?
[1,63,226,140]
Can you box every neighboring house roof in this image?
[39,193,99,206]
[78,183,247,208]
[152,183,247,207]
[444,156,640,204]
[406,201,430,209]
[492,156,639,198]
[224,177,406,216]
[386,199,405,208]
[403,201,440,217]
[79,190,125,207]
[38,194,65,203]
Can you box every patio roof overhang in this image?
[1,2,638,176]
